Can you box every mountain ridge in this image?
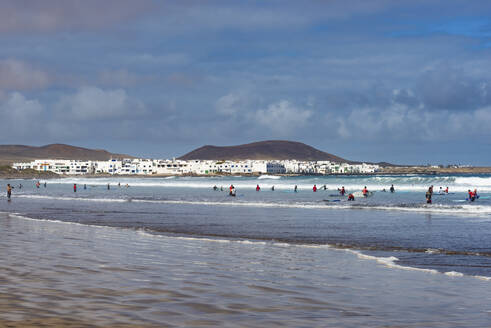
[0,143,132,164]
[179,140,349,162]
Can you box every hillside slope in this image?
[179,140,348,162]
[0,144,132,164]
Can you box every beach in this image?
[1,174,491,327]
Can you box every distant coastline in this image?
[2,166,491,179]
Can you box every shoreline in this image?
[2,167,491,180]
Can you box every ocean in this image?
[1,174,490,327]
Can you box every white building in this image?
[12,158,379,176]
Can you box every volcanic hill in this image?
[179,140,348,162]
[0,144,132,165]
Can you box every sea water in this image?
[0,174,490,326]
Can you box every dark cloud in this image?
[416,65,491,111]
[0,0,155,34]
[1,1,491,163]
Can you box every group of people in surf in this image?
[467,189,479,202]
[425,185,451,204]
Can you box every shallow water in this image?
[1,175,491,326]
[1,213,490,327]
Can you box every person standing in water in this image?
[44,182,47,188]
[36,181,40,188]
[313,184,317,192]
[362,186,369,197]
[73,184,77,192]
[107,183,110,190]
[7,184,12,200]
[338,186,345,196]
[294,185,298,192]
[271,185,275,191]
[467,189,474,201]
[256,184,260,191]
[84,184,87,190]
[390,184,395,193]
[426,187,433,204]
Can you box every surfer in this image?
[73,184,77,193]
[44,182,47,188]
[213,185,218,191]
[338,186,345,196]
[348,193,355,201]
[118,182,121,187]
[7,184,12,200]
[271,185,275,191]
[36,181,40,188]
[229,185,236,197]
[362,186,369,197]
[313,185,317,192]
[390,184,395,193]
[426,187,432,204]
[439,187,444,194]
[468,189,475,202]
[294,185,298,192]
[444,187,449,193]
[18,183,22,189]
[84,184,87,190]
[256,184,260,191]
[323,185,327,190]
[107,183,110,190]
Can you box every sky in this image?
[1,0,491,165]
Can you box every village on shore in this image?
[11,158,380,176]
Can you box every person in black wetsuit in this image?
[7,184,12,200]
[426,187,432,204]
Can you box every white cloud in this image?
[253,100,312,134]
[216,92,312,136]
[215,93,245,116]
[0,59,50,90]
[0,92,44,136]
[329,102,491,142]
[55,86,145,121]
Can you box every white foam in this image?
[21,174,491,193]
[258,175,282,180]
[347,249,439,274]
[6,213,111,230]
[15,194,128,203]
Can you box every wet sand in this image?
[1,211,490,327]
